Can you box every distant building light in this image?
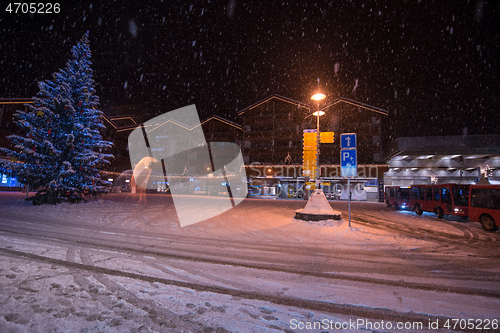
[108,178,114,182]
[125,180,130,183]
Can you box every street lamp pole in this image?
[316,107,320,180]
[311,92,325,181]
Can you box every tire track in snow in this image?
[66,246,171,330]
[78,248,203,331]
[3,244,500,300]
[0,246,486,332]
[353,211,500,254]
[1,225,499,293]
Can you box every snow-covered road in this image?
[0,192,499,332]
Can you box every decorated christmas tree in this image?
[1,32,113,204]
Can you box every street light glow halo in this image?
[312,110,325,116]
[311,93,326,101]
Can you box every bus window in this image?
[496,190,500,210]
[419,187,425,200]
[441,187,452,205]
[411,187,419,200]
[433,187,440,201]
[471,188,500,210]
[401,188,410,201]
[425,187,432,201]
[452,186,469,207]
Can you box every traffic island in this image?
[294,189,342,221]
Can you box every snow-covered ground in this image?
[0,192,499,332]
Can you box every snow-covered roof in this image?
[237,94,311,116]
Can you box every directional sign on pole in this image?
[302,129,318,178]
[320,132,334,143]
[341,133,357,227]
[341,148,357,177]
[340,133,356,149]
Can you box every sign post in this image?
[341,133,357,227]
[348,178,351,226]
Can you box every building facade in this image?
[238,95,387,166]
[1,96,390,200]
[238,95,389,200]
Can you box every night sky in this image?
[1,1,499,140]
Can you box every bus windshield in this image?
[452,186,469,206]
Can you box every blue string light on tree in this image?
[1,31,114,205]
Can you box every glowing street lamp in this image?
[311,93,326,101]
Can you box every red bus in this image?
[469,185,500,232]
[409,184,469,219]
[385,186,411,210]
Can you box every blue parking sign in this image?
[341,149,357,177]
[340,133,356,149]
